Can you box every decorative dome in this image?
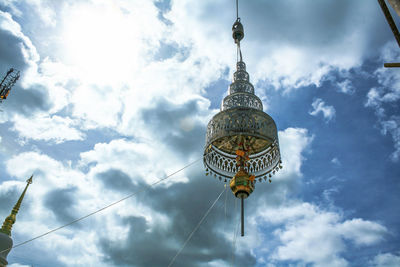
[204,59,281,183]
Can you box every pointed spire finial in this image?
[27,175,33,184]
[0,175,33,236]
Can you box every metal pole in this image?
[377,0,400,48]
[384,62,400,67]
[388,0,400,17]
[236,0,239,19]
[241,196,244,236]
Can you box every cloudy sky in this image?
[0,0,399,266]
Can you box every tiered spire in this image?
[0,175,33,236]
[221,60,263,111]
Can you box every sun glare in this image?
[62,3,140,85]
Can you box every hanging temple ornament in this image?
[203,15,282,236]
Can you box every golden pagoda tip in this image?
[27,174,33,184]
[0,175,33,236]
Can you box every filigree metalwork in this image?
[204,140,281,180]
[234,69,249,82]
[229,81,254,94]
[204,60,282,183]
[205,108,277,148]
[222,92,263,110]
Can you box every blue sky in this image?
[0,0,399,266]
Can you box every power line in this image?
[1,156,204,255]
[2,137,234,257]
[167,186,227,267]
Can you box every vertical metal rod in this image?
[236,0,239,19]
[241,196,244,236]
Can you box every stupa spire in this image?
[0,175,33,236]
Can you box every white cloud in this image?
[4,151,126,266]
[337,218,387,245]
[60,0,165,86]
[25,0,57,26]
[204,259,231,267]
[5,151,84,189]
[337,79,354,94]
[0,11,41,98]
[0,0,23,17]
[79,138,190,186]
[278,128,313,179]
[309,98,336,122]
[2,0,382,137]
[369,252,400,267]
[331,157,341,166]
[0,1,398,266]
[0,10,75,129]
[79,139,155,179]
[380,116,400,161]
[12,114,85,143]
[366,87,383,109]
[0,0,56,26]
[71,84,123,130]
[0,11,40,66]
[167,0,385,91]
[26,0,222,132]
[226,127,316,265]
[8,264,31,267]
[252,125,384,267]
[365,42,400,161]
[1,126,314,266]
[257,202,387,267]
[366,43,400,109]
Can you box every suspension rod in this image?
[241,196,244,236]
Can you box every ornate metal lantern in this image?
[204,18,282,236]
[0,68,20,103]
